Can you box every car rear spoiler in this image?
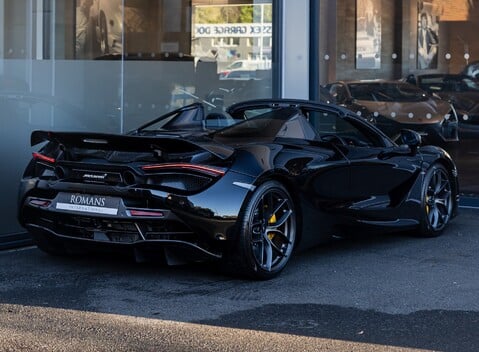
[31,130,235,160]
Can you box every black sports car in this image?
[18,100,459,279]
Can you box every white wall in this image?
[281,0,309,99]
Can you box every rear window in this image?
[213,107,315,142]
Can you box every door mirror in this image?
[399,129,421,150]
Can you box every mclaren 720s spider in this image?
[18,99,459,279]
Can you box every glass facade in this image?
[319,0,479,195]
[2,0,479,239]
[0,0,274,236]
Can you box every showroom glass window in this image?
[0,0,274,236]
[318,0,479,194]
[71,0,274,131]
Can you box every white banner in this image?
[56,203,118,215]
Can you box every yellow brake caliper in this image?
[268,214,276,240]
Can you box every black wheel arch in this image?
[250,170,304,250]
[221,174,299,279]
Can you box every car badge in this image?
[82,173,108,180]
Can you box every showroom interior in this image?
[1,0,478,246]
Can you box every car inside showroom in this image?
[1,0,478,248]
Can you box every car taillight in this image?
[141,163,225,177]
[140,163,226,193]
[29,198,51,207]
[127,209,165,217]
[33,152,56,164]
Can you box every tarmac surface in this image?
[0,207,478,351]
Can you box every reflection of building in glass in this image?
[435,0,475,21]
[76,0,160,58]
[192,4,272,72]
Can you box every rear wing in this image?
[31,130,234,160]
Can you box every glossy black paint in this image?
[18,99,459,264]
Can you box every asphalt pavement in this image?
[1,208,478,351]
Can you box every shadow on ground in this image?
[197,304,479,352]
[1,210,478,351]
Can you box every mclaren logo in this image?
[82,173,108,180]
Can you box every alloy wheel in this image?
[425,167,452,231]
[249,188,295,272]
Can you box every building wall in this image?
[322,0,479,84]
[333,0,403,81]
[3,0,479,239]
[0,0,280,238]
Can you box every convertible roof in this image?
[226,98,352,117]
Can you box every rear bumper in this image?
[18,170,256,259]
[25,223,222,260]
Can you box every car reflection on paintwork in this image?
[325,80,459,145]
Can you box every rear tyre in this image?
[418,163,453,237]
[230,181,296,280]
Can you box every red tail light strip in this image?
[29,199,51,207]
[33,152,56,164]
[141,163,225,176]
[127,209,165,217]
